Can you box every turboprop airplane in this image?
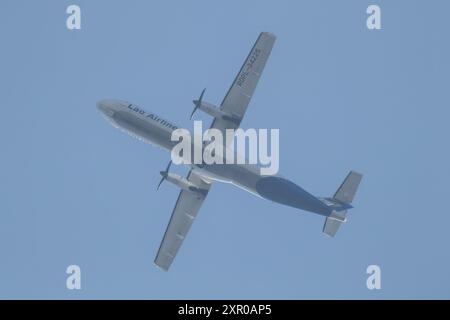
[97,32,362,271]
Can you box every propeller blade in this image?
[156,176,164,190]
[190,88,206,119]
[156,161,172,190]
[165,160,172,173]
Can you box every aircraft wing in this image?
[210,32,276,136]
[155,33,275,270]
[154,170,212,271]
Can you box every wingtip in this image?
[349,170,363,179]
[153,262,169,272]
[261,31,277,39]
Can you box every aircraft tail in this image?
[322,171,362,237]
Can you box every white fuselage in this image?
[97,99,264,196]
[97,99,333,217]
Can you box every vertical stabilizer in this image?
[323,171,362,237]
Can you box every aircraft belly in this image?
[255,176,331,216]
[112,111,175,150]
[199,164,261,194]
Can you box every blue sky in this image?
[0,0,449,299]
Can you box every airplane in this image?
[97,32,362,271]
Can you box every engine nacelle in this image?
[195,101,241,125]
[164,172,208,195]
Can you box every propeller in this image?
[157,161,172,190]
[191,88,206,119]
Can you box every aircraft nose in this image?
[96,100,116,117]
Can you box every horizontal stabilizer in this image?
[323,217,342,237]
[333,171,362,204]
[323,211,346,237]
